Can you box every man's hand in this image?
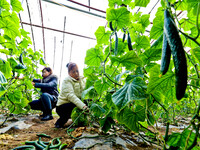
[32,82,35,86]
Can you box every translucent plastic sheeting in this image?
[19,0,107,84]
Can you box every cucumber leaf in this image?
[11,0,23,13]
[106,7,131,29]
[141,48,162,65]
[94,78,110,95]
[135,0,150,7]
[112,77,147,110]
[85,47,104,67]
[110,51,142,70]
[0,0,10,10]
[147,65,175,96]
[95,26,111,45]
[100,111,115,133]
[191,47,200,63]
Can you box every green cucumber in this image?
[36,133,51,138]
[58,143,68,150]
[160,33,171,75]
[19,53,24,65]
[25,141,36,145]
[50,137,62,148]
[12,145,36,150]
[114,32,118,55]
[164,9,187,100]
[109,21,114,31]
[127,31,133,50]
[122,28,126,43]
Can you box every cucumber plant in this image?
[83,0,200,149]
[0,0,46,125]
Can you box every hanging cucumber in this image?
[127,31,133,50]
[122,28,126,43]
[160,33,171,75]
[109,21,114,31]
[164,9,187,100]
[114,32,118,55]
[19,53,24,65]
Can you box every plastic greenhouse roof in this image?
[18,0,163,84]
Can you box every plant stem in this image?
[179,30,200,46]
[152,95,168,114]
[185,52,199,78]
[194,3,200,40]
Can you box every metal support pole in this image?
[59,16,66,85]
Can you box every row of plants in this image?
[0,0,45,125]
[81,0,200,149]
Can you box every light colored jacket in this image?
[56,76,86,109]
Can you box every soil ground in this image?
[0,113,161,150]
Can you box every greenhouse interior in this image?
[0,0,199,149]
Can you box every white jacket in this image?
[56,76,86,109]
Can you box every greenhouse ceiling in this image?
[18,0,183,82]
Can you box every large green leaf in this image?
[90,103,106,117]
[1,18,21,38]
[112,77,147,110]
[191,47,200,63]
[138,14,150,29]
[81,86,94,99]
[141,48,162,65]
[110,51,142,70]
[135,0,150,7]
[105,93,115,108]
[167,129,196,149]
[10,12,20,28]
[100,111,115,133]
[85,47,104,67]
[11,0,23,13]
[0,49,10,55]
[0,0,10,10]
[94,78,110,95]
[147,65,175,95]
[19,97,29,107]
[95,26,111,45]
[124,108,139,132]
[0,61,12,78]
[150,7,164,40]
[8,89,22,103]
[106,7,130,29]
[134,35,150,50]
[135,105,145,122]
[179,18,194,31]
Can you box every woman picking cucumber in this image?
[55,62,88,128]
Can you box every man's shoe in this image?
[41,115,53,121]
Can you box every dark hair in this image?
[42,67,53,75]
[66,62,77,73]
